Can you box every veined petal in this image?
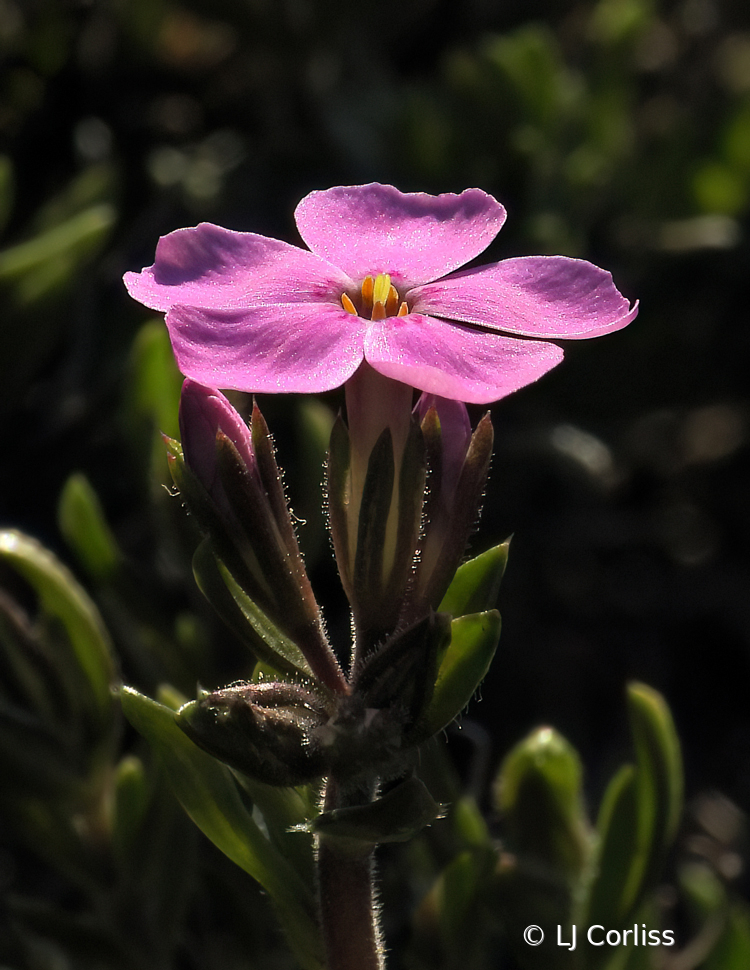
[295,184,507,289]
[166,303,366,393]
[364,314,564,405]
[409,256,638,338]
[124,222,353,312]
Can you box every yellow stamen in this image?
[372,273,391,306]
[341,293,357,315]
[371,301,386,321]
[361,275,374,308]
[397,301,409,317]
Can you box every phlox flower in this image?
[124,183,637,405]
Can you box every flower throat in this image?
[341,273,409,320]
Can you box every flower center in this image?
[341,273,409,320]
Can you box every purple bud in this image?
[179,379,258,512]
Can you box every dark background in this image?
[1,0,750,952]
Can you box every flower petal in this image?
[124,223,353,312]
[364,314,564,405]
[409,256,638,338]
[294,184,507,289]
[165,303,366,393]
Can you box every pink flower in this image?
[124,184,637,405]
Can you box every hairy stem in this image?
[317,778,383,970]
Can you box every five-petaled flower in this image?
[124,183,637,405]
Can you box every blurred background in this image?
[1,0,750,967]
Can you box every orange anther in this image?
[361,275,374,308]
[341,293,357,315]
[397,301,409,317]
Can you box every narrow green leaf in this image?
[628,682,683,868]
[438,541,510,617]
[413,610,501,742]
[585,763,640,930]
[0,203,115,279]
[585,683,683,940]
[214,556,314,681]
[58,473,121,581]
[119,686,324,970]
[0,530,115,725]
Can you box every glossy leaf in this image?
[413,610,501,742]
[438,540,510,617]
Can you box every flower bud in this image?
[177,681,333,787]
[173,380,346,693]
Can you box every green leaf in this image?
[119,686,325,970]
[412,847,497,964]
[111,754,150,867]
[0,530,116,727]
[202,548,313,682]
[626,682,683,891]
[58,473,121,581]
[496,726,592,885]
[413,610,501,742]
[122,320,183,487]
[312,777,444,847]
[585,763,639,931]
[438,541,510,617]
[584,683,683,937]
[0,203,115,303]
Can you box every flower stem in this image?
[317,778,384,970]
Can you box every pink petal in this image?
[166,303,366,393]
[294,184,506,289]
[364,314,564,405]
[408,256,638,338]
[124,223,353,312]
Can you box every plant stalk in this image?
[317,777,384,970]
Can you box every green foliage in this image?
[120,686,325,970]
